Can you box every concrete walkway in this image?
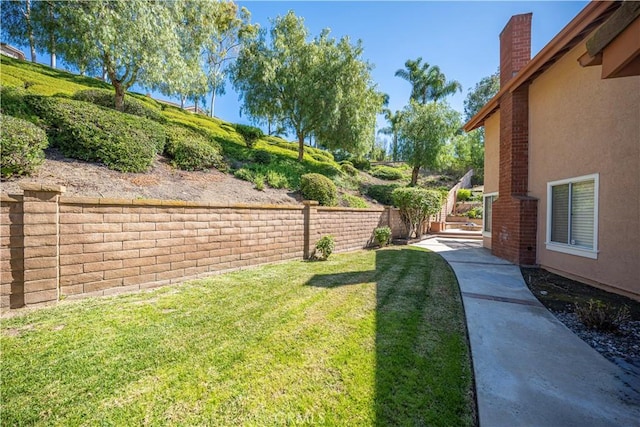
[415,238,640,427]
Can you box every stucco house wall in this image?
[528,40,640,298]
[482,112,500,250]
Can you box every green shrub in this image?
[467,207,483,219]
[341,163,359,176]
[351,157,371,171]
[575,299,630,332]
[314,235,335,260]
[371,165,404,180]
[374,226,392,247]
[73,89,165,123]
[234,123,263,148]
[234,168,254,182]
[366,184,400,206]
[300,173,337,206]
[0,86,33,120]
[392,187,442,239]
[457,189,471,202]
[26,95,165,172]
[254,175,265,191]
[266,170,288,189]
[253,150,271,164]
[165,125,225,171]
[340,194,368,208]
[1,114,48,178]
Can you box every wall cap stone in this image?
[19,183,66,193]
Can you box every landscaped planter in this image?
[430,222,446,232]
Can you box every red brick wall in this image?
[492,13,538,265]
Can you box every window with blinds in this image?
[546,174,598,259]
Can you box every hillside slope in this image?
[0,56,352,205]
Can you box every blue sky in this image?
[9,1,588,134]
[221,1,588,134]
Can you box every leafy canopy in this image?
[232,11,382,161]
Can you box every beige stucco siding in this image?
[528,40,640,298]
[482,112,500,249]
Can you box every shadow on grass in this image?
[306,247,475,426]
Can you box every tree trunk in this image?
[26,0,36,63]
[180,95,185,109]
[392,133,398,161]
[49,4,56,68]
[297,133,305,161]
[411,166,420,186]
[210,91,216,117]
[114,82,125,111]
[195,98,199,113]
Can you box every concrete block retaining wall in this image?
[1,184,398,310]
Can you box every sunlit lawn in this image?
[1,247,474,426]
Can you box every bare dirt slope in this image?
[1,149,300,205]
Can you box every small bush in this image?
[575,299,630,332]
[266,170,288,189]
[467,207,483,219]
[234,168,254,182]
[254,176,265,191]
[26,96,165,172]
[165,125,225,171]
[392,187,443,239]
[0,86,33,120]
[234,123,263,148]
[315,235,335,260]
[457,189,471,202]
[366,184,401,206]
[300,173,337,206]
[371,165,404,180]
[73,89,166,123]
[351,157,371,171]
[374,226,392,247]
[1,114,48,178]
[341,163,359,176]
[253,150,271,164]
[341,194,368,208]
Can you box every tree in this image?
[1,0,37,62]
[398,101,461,185]
[391,187,442,239]
[395,57,462,104]
[203,1,256,118]
[60,0,185,111]
[464,70,499,121]
[378,108,403,161]
[31,0,61,68]
[232,11,381,161]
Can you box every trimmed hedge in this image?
[366,184,401,206]
[0,86,33,120]
[26,96,166,172]
[234,124,263,148]
[370,165,404,181]
[165,125,225,171]
[340,162,359,176]
[300,173,337,206]
[73,89,166,123]
[341,193,368,208]
[1,114,48,178]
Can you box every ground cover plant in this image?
[1,247,474,426]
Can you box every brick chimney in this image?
[492,12,538,266]
[499,13,532,88]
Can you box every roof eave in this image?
[463,0,619,133]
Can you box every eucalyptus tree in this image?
[1,0,37,62]
[232,11,382,161]
[464,70,499,121]
[398,101,461,185]
[203,1,256,118]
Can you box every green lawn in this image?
[0,247,475,426]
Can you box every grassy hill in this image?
[1,55,455,206]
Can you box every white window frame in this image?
[545,173,599,259]
[482,192,498,238]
